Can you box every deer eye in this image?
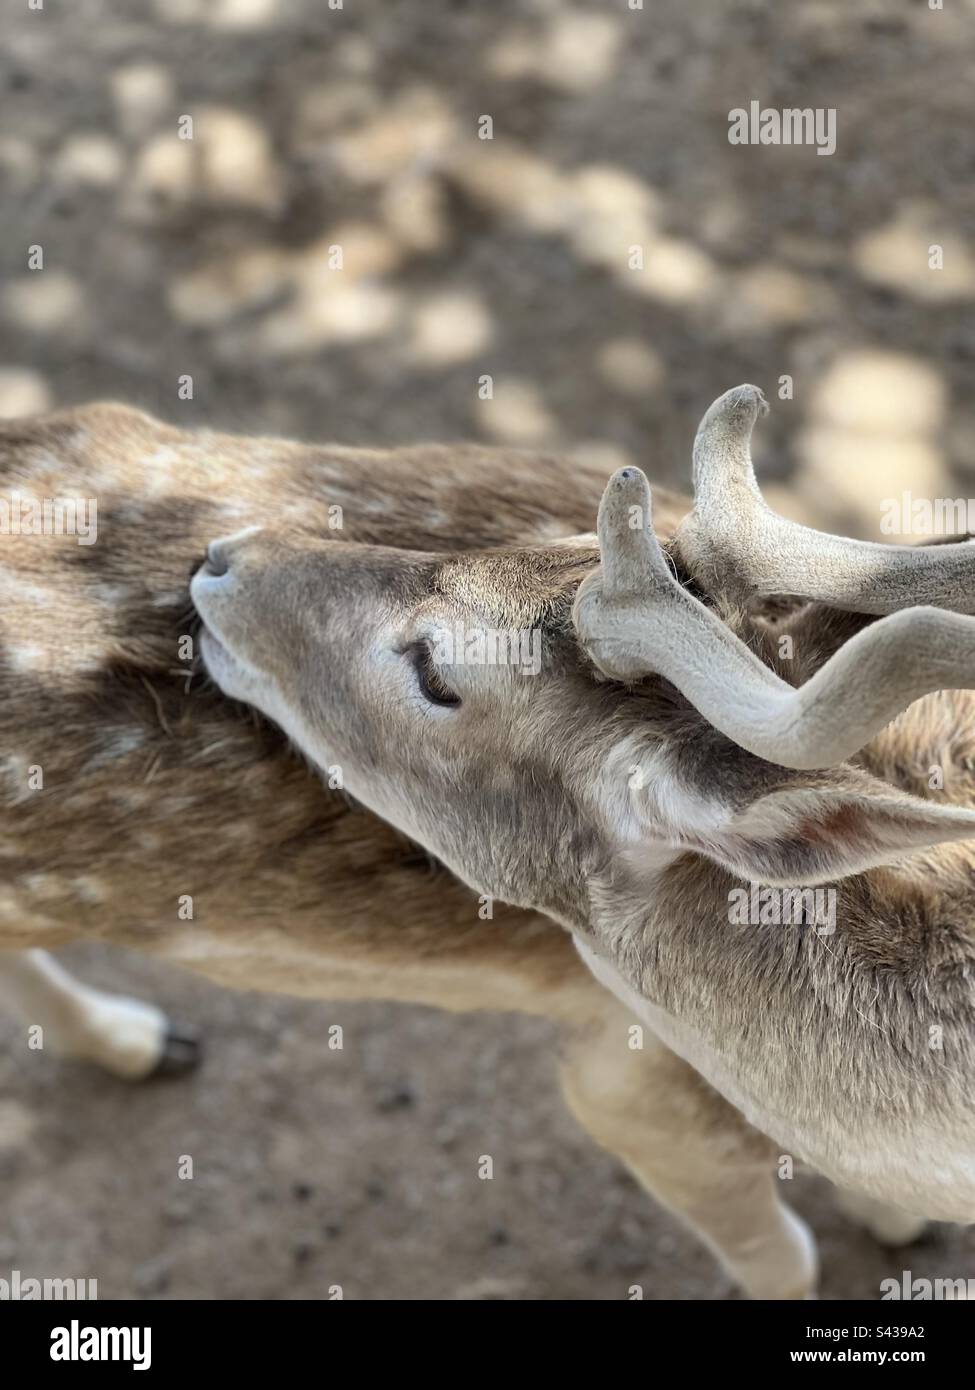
[408,642,461,708]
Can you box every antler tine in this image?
[595,467,672,597]
[575,467,975,769]
[675,384,975,615]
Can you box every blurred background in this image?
[2,0,975,1298]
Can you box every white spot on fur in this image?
[22,873,57,898]
[0,574,52,605]
[96,583,136,605]
[8,644,45,671]
[73,876,109,905]
[141,446,180,470]
[109,731,146,758]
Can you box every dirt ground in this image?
[2,0,975,1299]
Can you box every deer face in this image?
[191,528,620,919]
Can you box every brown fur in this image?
[0,403,683,973]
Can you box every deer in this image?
[3,384,974,1301]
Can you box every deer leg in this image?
[559,1006,817,1299]
[834,1188,928,1246]
[0,949,199,1080]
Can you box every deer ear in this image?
[705,772,975,887]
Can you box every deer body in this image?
[4,394,973,1295]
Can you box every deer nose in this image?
[205,541,229,576]
[200,526,264,579]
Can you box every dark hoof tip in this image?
[150,1021,203,1078]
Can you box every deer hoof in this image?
[149,1020,203,1078]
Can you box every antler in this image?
[675,384,975,614]
[573,465,975,770]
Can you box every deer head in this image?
[190,387,975,932]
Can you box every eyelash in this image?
[408,643,461,708]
